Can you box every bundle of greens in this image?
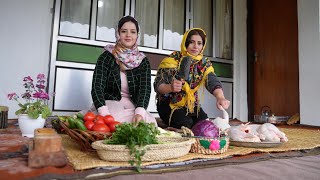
[105,121,160,172]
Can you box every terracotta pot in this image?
[18,114,45,138]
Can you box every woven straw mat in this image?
[61,127,320,170]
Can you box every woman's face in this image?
[118,21,138,48]
[186,34,203,56]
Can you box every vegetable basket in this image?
[59,121,111,152]
[91,136,195,162]
[181,126,229,155]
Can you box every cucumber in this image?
[68,117,77,129]
[75,118,87,131]
[76,113,84,120]
[58,116,68,122]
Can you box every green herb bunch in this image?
[105,121,160,172]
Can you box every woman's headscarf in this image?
[104,16,145,70]
[180,28,207,61]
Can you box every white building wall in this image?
[298,0,320,126]
[0,0,54,118]
[233,0,248,121]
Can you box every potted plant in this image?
[7,73,53,137]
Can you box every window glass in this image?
[135,0,159,48]
[193,0,213,56]
[60,0,91,38]
[215,0,233,59]
[96,0,125,42]
[163,0,185,51]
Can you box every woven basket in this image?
[59,121,111,152]
[91,136,195,162]
[181,126,229,155]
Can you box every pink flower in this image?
[209,140,220,150]
[23,82,34,89]
[33,91,49,100]
[37,73,45,80]
[7,93,18,100]
[36,84,45,90]
[23,76,33,82]
[21,92,32,100]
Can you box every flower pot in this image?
[18,114,45,138]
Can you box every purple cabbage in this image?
[191,120,219,138]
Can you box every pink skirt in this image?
[90,97,157,126]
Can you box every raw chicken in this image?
[256,123,288,142]
[211,106,231,132]
[229,123,288,142]
[229,123,261,142]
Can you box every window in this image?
[59,0,91,38]
[135,0,159,48]
[57,0,233,59]
[193,0,213,56]
[215,0,233,59]
[96,0,125,42]
[163,0,185,51]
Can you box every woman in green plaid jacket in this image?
[91,16,156,125]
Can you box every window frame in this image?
[55,0,233,62]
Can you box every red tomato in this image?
[92,124,110,133]
[95,115,104,122]
[109,121,121,133]
[95,116,105,125]
[84,121,95,131]
[103,115,115,125]
[84,112,96,121]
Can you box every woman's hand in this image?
[171,79,184,92]
[97,105,110,116]
[213,88,230,110]
[133,114,144,123]
[157,79,185,94]
[216,97,230,110]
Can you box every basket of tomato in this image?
[58,112,121,152]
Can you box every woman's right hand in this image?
[171,79,184,92]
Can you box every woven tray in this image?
[91,136,195,162]
[230,140,284,148]
[60,121,111,152]
[181,127,229,155]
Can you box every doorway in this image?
[247,0,299,120]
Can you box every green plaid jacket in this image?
[91,51,151,110]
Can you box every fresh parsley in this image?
[105,121,160,172]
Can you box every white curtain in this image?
[96,0,125,42]
[60,0,91,38]
[135,0,159,48]
[193,0,213,56]
[216,0,232,59]
[163,0,184,51]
